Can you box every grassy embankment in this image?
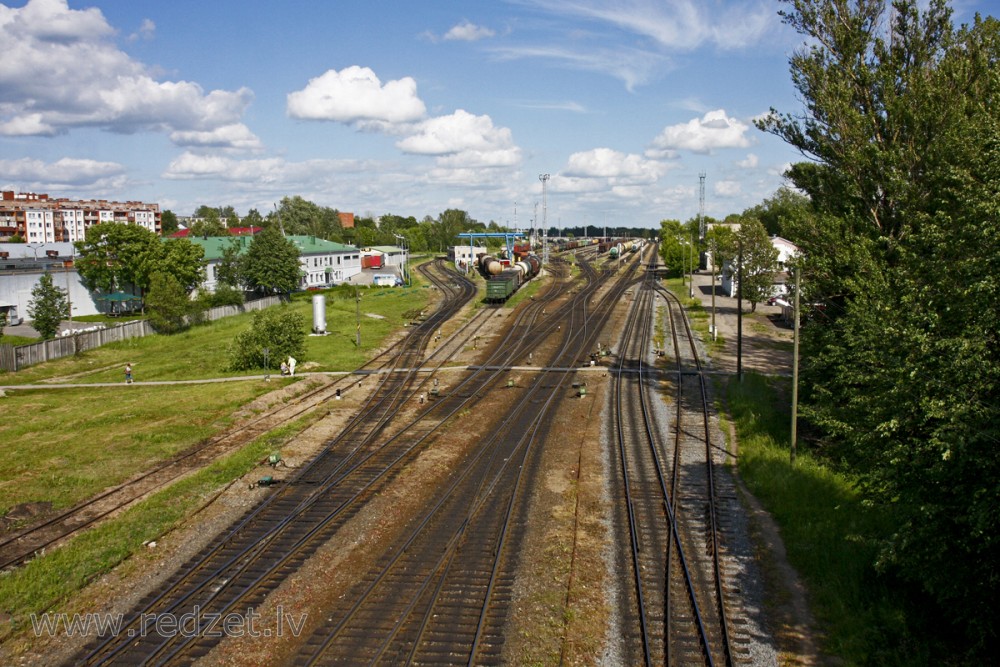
[724,374,942,665]
[0,280,432,642]
[660,274,932,664]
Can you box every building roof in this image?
[370,245,403,253]
[170,226,261,238]
[286,235,358,254]
[175,234,358,262]
[179,235,253,261]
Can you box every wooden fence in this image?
[0,295,283,373]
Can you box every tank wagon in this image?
[477,253,541,303]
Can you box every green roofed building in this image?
[184,234,361,292]
[286,235,360,288]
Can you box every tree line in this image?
[736,1,995,661]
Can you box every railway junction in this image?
[2,245,810,666]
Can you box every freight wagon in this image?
[479,253,542,303]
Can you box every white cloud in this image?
[0,113,56,136]
[516,0,776,52]
[737,153,759,168]
[286,66,426,125]
[650,109,753,155]
[163,153,363,183]
[0,0,254,148]
[169,123,263,151]
[0,156,124,182]
[512,100,588,113]
[714,180,742,197]
[564,148,666,184]
[490,43,664,91]
[397,110,522,167]
[128,18,156,42]
[0,156,127,191]
[444,20,495,42]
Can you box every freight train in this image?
[608,239,645,259]
[476,253,542,303]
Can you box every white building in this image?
[450,244,488,272]
[0,242,102,319]
[288,236,361,288]
[187,235,363,292]
[720,236,800,299]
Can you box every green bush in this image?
[145,272,192,334]
[227,306,305,371]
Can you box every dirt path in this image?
[688,270,826,666]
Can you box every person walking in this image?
[125,363,133,384]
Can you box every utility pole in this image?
[737,236,743,380]
[698,171,707,240]
[711,240,717,340]
[791,265,801,463]
[355,286,361,347]
[689,234,694,298]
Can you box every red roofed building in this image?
[170,226,261,238]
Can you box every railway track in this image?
[68,255,580,664]
[0,260,477,573]
[70,247,652,665]
[608,252,740,666]
[290,253,632,665]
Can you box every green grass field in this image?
[0,278,434,641]
[724,373,939,665]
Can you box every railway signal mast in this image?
[539,173,550,264]
[698,171,706,240]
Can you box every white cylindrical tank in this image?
[312,295,326,334]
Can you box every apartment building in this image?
[0,191,161,242]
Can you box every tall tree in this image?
[145,272,190,334]
[742,187,811,238]
[242,208,264,229]
[432,209,471,252]
[75,223,163,293]
[27,272,69,339]
[658,219,686,277]
[216,239,245,289]
[149,239,206,293]
[759,1,1000,656]
[733,217,779,312]
[241,226,301,295]
[75,223,205,296]
[276,196,343,240]
[160,210,179,236]
[704,223,738,269]
[189,208,227,237]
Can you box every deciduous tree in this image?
[145,272,190,334]
[759,1,1000,656]
[734,217,779,312]
[241,226,301,295]
[227,307,306,371]
[74,223,205,296]
[27,272,69,340]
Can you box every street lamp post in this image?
[393,234,408,286]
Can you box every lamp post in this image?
[393,233,408,286]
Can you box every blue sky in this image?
[0,0,990,229]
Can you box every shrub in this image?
[227,307,305,371]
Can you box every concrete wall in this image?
[0,267,102,319]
